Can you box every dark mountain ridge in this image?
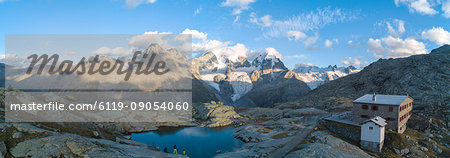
[278,45,449,122]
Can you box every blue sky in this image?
[1,0,449,69]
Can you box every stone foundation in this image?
[322,119,360,142]
[360,140,383,153]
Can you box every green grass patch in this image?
[271,132,291,139]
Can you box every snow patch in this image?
[200,73,226,92]
[228,72,253,101]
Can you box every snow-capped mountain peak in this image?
[293,63,360,89]
[262,47,282,60]
[192,49,360,105]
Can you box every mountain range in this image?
[1,44,360,108]
[293,63,359,89]
[192,49,358,107]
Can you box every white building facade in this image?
[360,116,386,152]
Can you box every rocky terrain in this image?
[380,129,447,157]
[193,101,244,127]
[214,106,448,158]
[212,107,385,158]
[7,131,184,157]
[285,130,373,158]
[215,107,328,157]
[274,45,450,157]
[0,122,188,157]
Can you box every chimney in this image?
[372,94,376,102]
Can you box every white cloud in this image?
[125,0,157,8]
[422,27,450,45]
[368,18,427,58]
[193,7,202,16]
[246,50,262,61]
[333,38,339,43]
[259,15,273,27]
[347,40,361,47]
[410,0,438,14]
[286,54,307,59]
[395,0,438,15]
[89,30,198,57]
[324,40,332,48]
[293,63,314,69]
[144,31,172,34]
[191,36,282,63]
[249,12,258,23]
[443,0,450,18]
[219,43,249,61]
[192,40,249,62]
[181,28,208,40]
[342,57,367,66]
[257,7,357,39]
[233,16,240,23]
[249,13,273,27]
[0,54,19,59]
[304,32,319,50]
[387,19,406,37]
[220,0,256,15]
[381,36,427,58]
[367,38,385,57]
[324,39,338,48]
[129,33,167,49]
[286,31,306,41]
[264,47,282,59]
[92,46,132,56]
[192,40,227,52]
[128,31,191,52]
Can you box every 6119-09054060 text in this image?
[9,101,190,111]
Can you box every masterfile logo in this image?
[4,34,193,122]
[26,51,170,81]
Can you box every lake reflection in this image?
[132,126,243,158]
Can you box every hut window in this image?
[369,127,373,130]
[361,115,369,118]
[371,106,378,110]
[362,105,368,109]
